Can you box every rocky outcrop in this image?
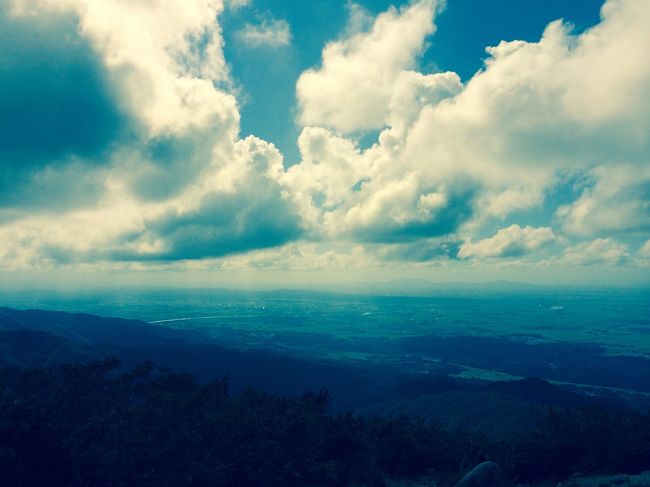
[455,462,502,487]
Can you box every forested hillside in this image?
[2,359,650,486]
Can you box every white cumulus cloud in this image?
[557,164,650,236]
[1,0,650,280]
[286,0,650,256]
[458,225,558,259]
[561,238,631,266]
[12,0,237,137]
[296,0,441,133]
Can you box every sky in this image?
[0,0,649,289]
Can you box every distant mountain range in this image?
[267,278,544,296]
[298,278,647,296]
[0,306,636,434]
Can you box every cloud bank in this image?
[0,0,648,283]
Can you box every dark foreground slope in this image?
[1,359,650,487]
[1,306,650,485]
[0,360,461,487]
[361,378,632,436]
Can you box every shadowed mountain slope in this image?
[0,307,378,410]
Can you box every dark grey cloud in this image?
[492,242,528,259]
[0,160,106,210]
[0,7,236,212]
[0,6,129,209]
[126,133,219,202]
[114,183,302,261]
[351,187,476,244]
[0,8,125,163]
[0,5,303,264]
[383,240,462,262]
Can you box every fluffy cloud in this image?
[1,0,240,213]
[296,0,441,133]
[398,11,650,220]
[0,136,300,266]
[219,242,376,272]
[0,0,302,266]
[286,0,650,259]
[236,18,292,48]
[561,238,631,266]
[1,0,649,278]
[458,225,557,259]
[639,240,650,258]
[558,164,650,236]
[386,70,463,139]
[22,0,237,136]
[112,137,301,261]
